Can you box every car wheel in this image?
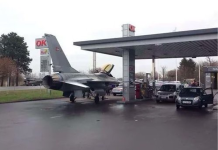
[156,99,160,103]
[176,105,180,109]
[113,93,116,96]
[198,104,202,109]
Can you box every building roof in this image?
[74,28,218,59]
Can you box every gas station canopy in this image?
[74,28,218,59]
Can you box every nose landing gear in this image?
[94,94,100,104]
[69,93,76,103]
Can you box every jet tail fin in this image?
[44,34,79,73]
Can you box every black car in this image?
[176,87,213,109]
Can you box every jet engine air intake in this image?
[42,74,63,90]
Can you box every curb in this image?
[212,103,218,110]
[117,98,153,104]
[0,97,65,104]
[212,101,217,106]
[206,101,218,110]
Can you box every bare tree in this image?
[206,57,212,65]
[205,57,218,66]
[135,72,146,79]
[167,69,176,81]
[0,57,16,86]
[25,73,38,79]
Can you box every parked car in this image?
[112,85,123,96]
[24,78,42,86]
[156,83,183,103]
[25,81,42,86]
[149,80,164,90]
[176,87,213,109]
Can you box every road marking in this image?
[50,115,62,119]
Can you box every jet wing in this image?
[73,78,93,83]
[61,81,89,88]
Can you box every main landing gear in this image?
[69,93,76,103]
[94,94,105,104]
[69,90,105,104]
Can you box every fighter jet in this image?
[42,34,119,104]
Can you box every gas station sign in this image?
[40,48,51,72]
[40,55,50,72]
[40,48,49,56]
[122,24,135,37]
[129,25,135,32]
[36,37,51,72]
[35,38,48,49]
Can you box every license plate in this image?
[182,101,191,104]
[160,96,167,99]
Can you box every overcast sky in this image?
[0,0,218,78]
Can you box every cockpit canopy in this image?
[100,64,114,77]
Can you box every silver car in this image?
[112,85,123,96]
[156,83,183,103]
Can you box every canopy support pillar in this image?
[122,49,135,102]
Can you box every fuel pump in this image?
[135,83,141,99]
[143,73,153,98]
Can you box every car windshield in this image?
[159,85,176,92]
[179,88,202,96]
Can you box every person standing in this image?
[191,79,197,87]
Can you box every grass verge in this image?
[0,89,63,103]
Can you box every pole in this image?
[48,63,51,95]
[152,56,156,94]
[176,58,178,81]
[93,52,96,70]
[14,77,15,91]
[47,54,52,95]
[7,74,9,94]
[152,56,155,81]
[199,63,201,86]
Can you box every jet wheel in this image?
[70,93,76,103]
[95,94,100,104]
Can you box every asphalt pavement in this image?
[0,97,217,150]
[0,86,44,91]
